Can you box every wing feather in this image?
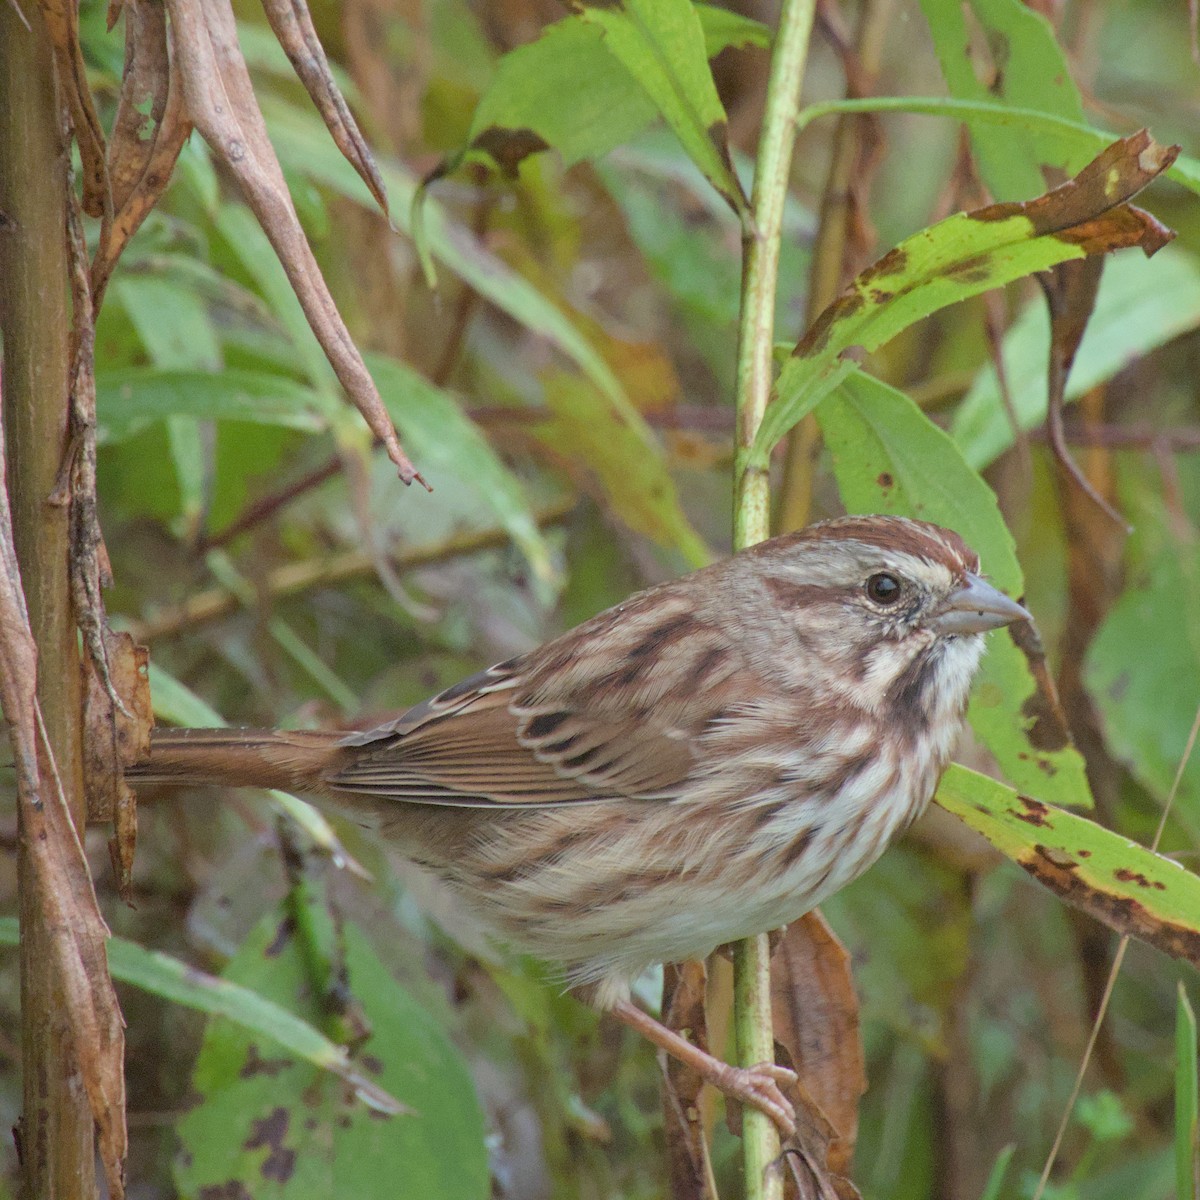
[324,587,749,808]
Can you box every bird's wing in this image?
[326,589,747,807]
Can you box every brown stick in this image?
[128,498,577,642]
[0,9,97,1194]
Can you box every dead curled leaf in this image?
[970,130,1180,240]
[64,187,149,904]
[661,960,718,1200]
[771,913,865,1193]
[38,0,109,219]
[91,0,193,308]
[1038,256,1133,532]
[164,0,426,489]
[0,424,127,1200]
[84,629,150,902]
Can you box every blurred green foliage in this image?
[3,0,1199,1196]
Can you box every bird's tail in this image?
[126,727,348,794]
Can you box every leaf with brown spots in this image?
[749,133,1178,470]
[937,765,1200,970]
[175,906,485,1198]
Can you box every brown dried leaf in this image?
[661,961,717,1200]
[108,0,170,210]
[771,913,865,1181]
[972,130,1179,240]
[1038,256,1132,531]
[259,0,388,214]
[0,422,127,1199]
[84,629,149,901]
[65,187,147,898]
[65,192,127,714]
[165,0,426,487]
[92,0,193,308]
[38,0,110,218]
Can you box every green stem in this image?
[730,2,817,1196]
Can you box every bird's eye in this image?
[865,572,903,605]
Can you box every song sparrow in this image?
[130,515,1029,1131]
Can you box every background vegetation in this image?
[3,0,1200,1197]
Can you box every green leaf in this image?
[1075,1090,1134,1142]
[937,765,1200,966]
[572,0,747,217]
[113,274,223,533]
[96,368,332,442]
[750,205,1097,470]
[459,5,764,179]
[1177,984,1199,1200]
[536,375,710,567]
[794,95,1200,200]
[175,909,487,1199]
[977,1144,1015,1200]
[366,354,556,586]
[1085,539,1200,817]
[918,0,1085,200]
[259,95,644,432]
[212,202,337,392]
[113,276,222,371]
[468,18,657,169]
[0,918,400,1115]
[952,245,1200,469]
[695,4,770,55]
[819,372,1021,588]
[147,663,226,727]
[818,370,1092,807]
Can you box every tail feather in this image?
[128,727,348,794]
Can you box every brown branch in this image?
[199,455,344,550]
[0,10,125,1193]
[128,498,577,642]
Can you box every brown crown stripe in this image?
[798,517,978,573]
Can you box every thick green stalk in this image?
[730,1,818,1196]
[0,7,97,1197]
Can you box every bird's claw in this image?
[712,1060,798,1138]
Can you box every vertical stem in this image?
[0,10,96,1198]
[730,2,818,1196]
[777,0,895,534]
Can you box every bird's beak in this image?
[930,572,1031,636]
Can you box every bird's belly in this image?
[428,743,943,1004]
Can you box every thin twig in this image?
[731,2,818,1196]
[199,457,342,551]
[126,499,576,642]
[1032,700,1200,1199]
[777,0,893,533]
